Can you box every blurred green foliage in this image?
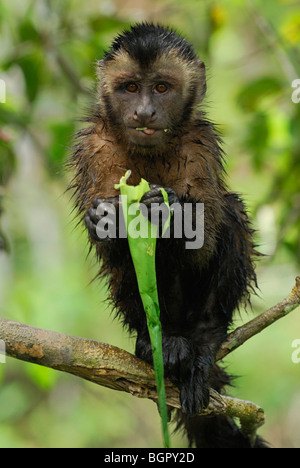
[0,0,300,448]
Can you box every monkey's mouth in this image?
[126,127,169,147]
[135,127,169,134]
[135,127,156,135]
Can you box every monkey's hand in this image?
[141,184,179,207]
[84,196,121,242]
[136,332,210,415]
[140,184,179,236]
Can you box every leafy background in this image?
[0,0,300,448]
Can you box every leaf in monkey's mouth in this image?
[135,127,169,135]
[136,127,156,135]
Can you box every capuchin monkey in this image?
[69,23,268,448]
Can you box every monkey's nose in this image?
[133,108,157,124]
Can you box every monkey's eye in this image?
[155,83,168,94]
[126,83,139,93]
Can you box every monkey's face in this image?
[112,75,184,148]
[98,52,206,150]
[102,65,186,149]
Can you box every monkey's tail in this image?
[175,413,269,448]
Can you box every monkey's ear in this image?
[197,59,206,70]
[196,60,207,103]
[96,59,105,80]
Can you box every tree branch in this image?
[217,275,300,361]
[0,276,299,445]
[0,317,264,442]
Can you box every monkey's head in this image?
[97,23,206,152]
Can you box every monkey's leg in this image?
[135,326,211,414]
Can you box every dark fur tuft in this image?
[104,22,197,67]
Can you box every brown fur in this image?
[70,111,227,265]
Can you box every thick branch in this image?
[0,276,299,444]
[0,317,264,439]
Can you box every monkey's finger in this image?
[140,187,165,204]
[92,196,120,208]
[84,213,115,243]
[92,198,104,208]
[84,214,99,241]
[141,187,179,206]
[86,207,99,224]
